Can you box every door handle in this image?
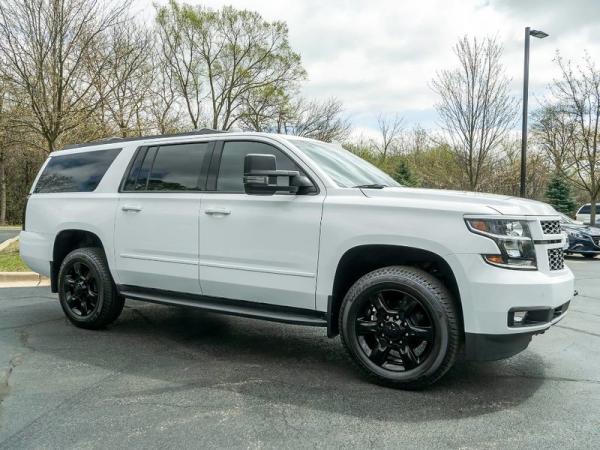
[204,208,231,216]
[121,204,142,212]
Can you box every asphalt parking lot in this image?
[0,259,599,449]
[0,229,19,245]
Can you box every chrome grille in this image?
[548,248,565,271]
[541,220,561,235]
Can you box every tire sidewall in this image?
[58,250,107,324]
[342,272,451,383]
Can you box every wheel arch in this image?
[327,244,463,338]
[51,229,107,293]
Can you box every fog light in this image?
[513,311,528,324]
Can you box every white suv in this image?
[575,203,600,224]
[20,130,574,389]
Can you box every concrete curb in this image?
[0,272,50,288]
[0,235,19,252]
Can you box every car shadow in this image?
[5,300,546,424]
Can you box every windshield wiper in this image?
[353,184,387,189]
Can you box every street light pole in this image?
[520,27,530,198]
[520,27,548,198]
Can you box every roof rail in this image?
[60,128,227,150]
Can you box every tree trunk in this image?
[0,154,6,225]
[590,193,597,225]
[46,137,56,155]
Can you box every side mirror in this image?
[243,154,315,195]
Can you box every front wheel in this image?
[339,266,461,389]
[58,247,124,329]
[582,253,597,259]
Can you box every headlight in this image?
[465,218,537,270]
[566,229,585,239]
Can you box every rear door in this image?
[198,140,324,310]
[114,141,214,294]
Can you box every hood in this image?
[562,223,600,236]
[361,187,558,216]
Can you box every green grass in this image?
[0,240,31,272]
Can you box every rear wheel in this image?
[339,266,461,389]
[58,247,124,329]
[582,254,597,259]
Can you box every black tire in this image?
[582,254,597,259]
[339,266,461,390]
[58,247,125,330]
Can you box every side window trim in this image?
[206,140,224,191]
[143,146,159,191]
[209,139,319,195]
[119,146,146,192]
[123,146,147,191]
[201,140,219,191]
[120,141,216,193]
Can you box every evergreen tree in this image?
[545,175,576,214]
[393,159,418,186]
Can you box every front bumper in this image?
[446,253,574,361]
[449,253,574,335]
[464,332,535,361]
[464,300,570,361]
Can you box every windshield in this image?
[288,139,400,188]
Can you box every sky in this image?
[136,0,600,138]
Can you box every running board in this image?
[117,285,327,327]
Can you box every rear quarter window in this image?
[34,148,121,193]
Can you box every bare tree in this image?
[148,56,185,134]
[0,74,10,223]
[239,85,292,132]
[548,53,600,223]
[403,125,430,155]
[155,1,306,131]
[284,97,351,142]
[155,0,205,129]
[372,113,404,160]
[210,7,306,130]
[531,104,577,173]
[485,138,550,198]
[432,36,517,190]
[94,22,153,137]
[0,0,130,153]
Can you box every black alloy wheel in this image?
[62,261,100,318]
[355,289,435,371]
[339,266,460,389]
[58,247,125,329]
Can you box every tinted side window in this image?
[35,148,121,193]
[122,143,211,192]
[148,143,211,191]
[217,141,301,193]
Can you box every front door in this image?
[199,140,324,310]
[114,142,213,294]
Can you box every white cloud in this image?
[141,0,600,134]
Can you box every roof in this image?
[56,129,322,155]
[60,128,228,150]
